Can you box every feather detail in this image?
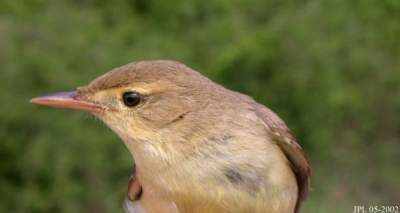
[124,197,145,213]
[250,102,311,213]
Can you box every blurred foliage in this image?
[0,0,399,212]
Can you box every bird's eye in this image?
[122,92,142,107]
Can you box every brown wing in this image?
[250,102,311,213]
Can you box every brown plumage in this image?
[31,60,311,213]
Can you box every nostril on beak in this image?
[31,90,100,112]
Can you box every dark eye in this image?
[122,92,142,107]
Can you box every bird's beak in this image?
[30,91,101,112]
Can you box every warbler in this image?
[31,60,311,213]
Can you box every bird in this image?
[31,60,311,213]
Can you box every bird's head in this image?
[31,61,216,158]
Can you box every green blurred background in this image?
[1,0,399,212]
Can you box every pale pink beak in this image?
[30,91,101,112]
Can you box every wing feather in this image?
[250,102,311,213]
